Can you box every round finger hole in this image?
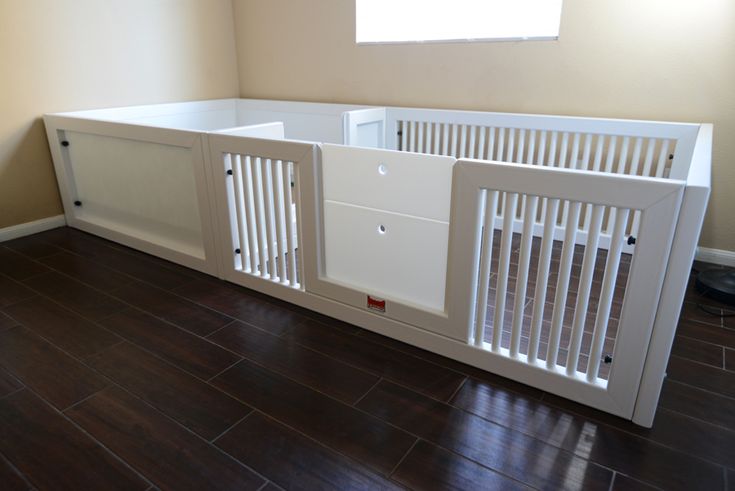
[378,224,386,234]
[378,164,387,175]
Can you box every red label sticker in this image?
[367,295,386,313]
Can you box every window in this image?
[356,0,563,44]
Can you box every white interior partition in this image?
[44,99,711,427]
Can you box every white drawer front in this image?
[323,201,448,312]
[321,144,455,222]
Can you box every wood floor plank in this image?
[216,412,404,490]
[727,348,734,371]
[2,234,64,259]
[667,356,735,398]
[210,358,415,476]
[643,407,735,469]
[98,308,241,380]
[174,279,310,336]
[0,366,23,398]
[354,328,544,399]
[611,474,660,490]
[38,251,136,293]
[0,327,108,409]
[671,335,724,367]
[357,380,616,490]
[0,247,50,280]
[393,439,531,491]
[5,297,121,358]
[0,310,20,332]
[86,342,250,441]
[680,302,723,327]
[0,274,35,308]
[66,386,264,491]
[110,281,231,337]
[208,320,379,404]
[0,453,29,491]
[658,380,735,431]
[0,389,147,491]
[676,318,735,349]
[83,244,197,291]
[23,271,126,321]
[535,391,726,490]
[28,228,127,260]
[282,320,467,402]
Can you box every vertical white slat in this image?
[230,154,250,272]
[283,162,298,286]
[451,124,459,157]
[516,129,526,164]
[577,134,592,230]
[263,159,279,279]
[629,137,643,176]
[400,121,407,152]
[505,128,516,162]
[442,123,450,156]
[536,131,548,223]
[587,208,629,381]
[425,123,433,155]
[570,133,581,169]
[252,157,269,277]
[433,123,441,155]
[603,136,618,173]
[474,190,499,346]
[243,156,261,274]
[517,130,531,219]
[492,192,519,352]
[528,199,560,363]
[496,128,506,161]
[655,139,671,178]
[527,130,537,167]
[559,132,570,168]
[584,135,606,229]
[616,136,631,174]
[417,122,425,154]
[459,125,468,158]
[641,138,656,177]
[487,128,496,161]
[606,136,630,234]
[548,131,559,167]
[510,194,538,358]
[409,121,417,152]
[291,160,305,286]
[559,132,574,226]
[566,204,604,376]
[477,126,487,160]
[546,201,582,368]
[469,125,477,159]
[273,160,288,283]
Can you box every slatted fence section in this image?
[396,119,678,246]
[473,190,631,380]
[223,152,301,288]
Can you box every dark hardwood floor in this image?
[0,227,733,490]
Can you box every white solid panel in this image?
[323,201,448,311]
[66,131,204,258]
[321,144,455,221]
[214,122,285,139]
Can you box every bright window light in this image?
[356,0,563,44]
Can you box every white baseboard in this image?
[696,246,735,268]
[0,215,67,242]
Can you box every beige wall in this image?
[233,0,735,251]
[0,0,239,228]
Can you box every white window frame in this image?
[356,0,563,45]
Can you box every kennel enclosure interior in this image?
[44,98,711,427]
